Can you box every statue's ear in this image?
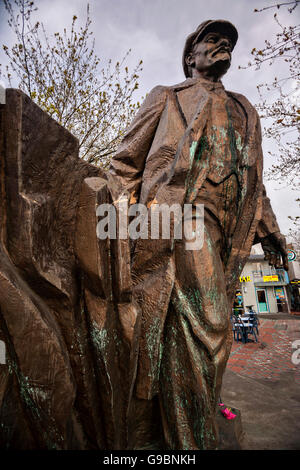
[185,52,195,68]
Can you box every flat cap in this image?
[182,20,238,77]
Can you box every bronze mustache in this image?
[211,46,231,57]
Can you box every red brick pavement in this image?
[227,319,300,384]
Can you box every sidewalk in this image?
[221,317,300,449]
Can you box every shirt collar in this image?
[185,76,225,91]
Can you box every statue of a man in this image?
[109,20,288,450]
[0,19,290,450]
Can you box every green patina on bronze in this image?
[195,135,209,162]
[189,140,198,166]
[159,311,219,450]
[235,131,243,152]
[174,286,203,322]
[6,358,63,449]
[186,137,210,198]
[187,120,248,207]
[145,317,162,380]
[91,324,109,354]
[205,227,213,255]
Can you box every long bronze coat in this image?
[0,85,281,450]
[109,77,280,401]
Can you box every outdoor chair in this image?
[252,317,259,336]
[231,316,245,343]
[249,312,259,336]
[247,319,258,342]
[247,327,258,342]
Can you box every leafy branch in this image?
[0,0,143,167]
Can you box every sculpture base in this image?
[216,406,245,450]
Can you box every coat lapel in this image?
[155,82,211,207]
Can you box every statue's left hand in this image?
[261,231,289,271]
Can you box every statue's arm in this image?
[255,185,280,239]
[251,112,288,271]
[104,86,167,303]
[108,85,167,200]
[254,185,289,271]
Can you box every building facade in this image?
[235,254,290,315]
[287,244,300,312]
[233,243,298,315]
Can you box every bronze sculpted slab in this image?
[0,20,288,449]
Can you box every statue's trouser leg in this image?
[126,394,164,450]
[158,211,233,450]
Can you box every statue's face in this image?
[186,31,233,79]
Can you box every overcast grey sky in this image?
[0,0,299,235]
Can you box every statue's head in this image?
[183,20,238,80]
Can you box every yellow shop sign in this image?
[263,275,279,282]
[239,276,251,282]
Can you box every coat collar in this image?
[170,76,225,93]
[169,78,258,158]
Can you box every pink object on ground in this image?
[219,404,236,420]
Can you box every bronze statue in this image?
[0,20,288,450]
[109,19,288,450]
